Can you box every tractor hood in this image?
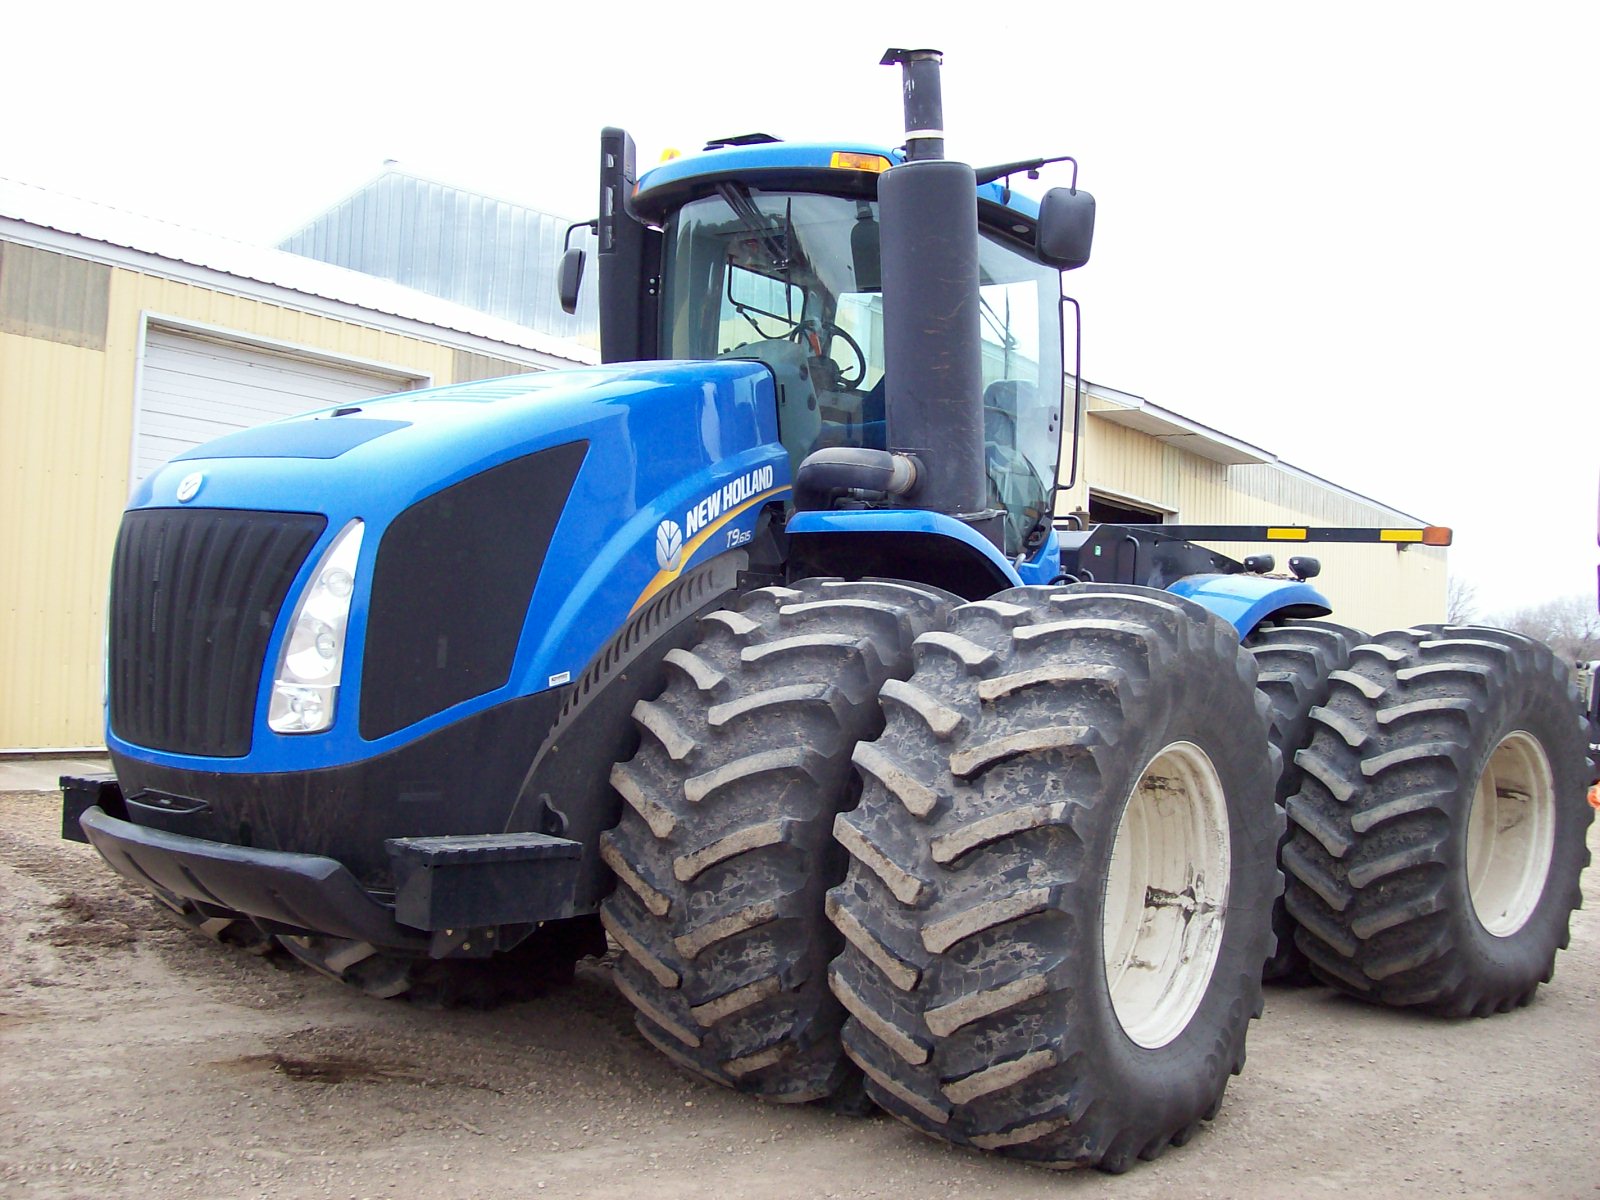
[135,362,775,519]
[115,360,790,772]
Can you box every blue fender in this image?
[1166,573,1333,637]
[785,508,1027,597]
[785,508,1062,593]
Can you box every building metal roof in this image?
[0,177,595,368]
[278,169,599,346]
[1084,382,1430,524]
[1087,385,1270,467]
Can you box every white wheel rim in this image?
[1466,731,1556,937]
[1102,741,1231,1049]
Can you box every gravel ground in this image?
[2,786,1597,1199]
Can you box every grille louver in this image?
[109,509,327,757]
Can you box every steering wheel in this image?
[820,323,868,388]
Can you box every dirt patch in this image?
[1,787,1596,1199]
[29,891,141,949]
[214,1051,428,1085]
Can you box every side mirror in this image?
[558,247,586,315]
[1037,188,1096,270]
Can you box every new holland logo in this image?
[654,518,684,572]
[176,472,204,503]
[684,465,776,537]
[652,467,777,577]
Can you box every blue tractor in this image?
[65,48,1592,1171]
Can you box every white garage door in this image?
[134,326,423,485]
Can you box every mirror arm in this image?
[563,220,598,251]
[973,154,1079,190]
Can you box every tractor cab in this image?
[649,173,1064,555]
[571,132,1089,560]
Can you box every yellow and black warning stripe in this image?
[1074,523,1453,546]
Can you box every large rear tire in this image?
[826,584,1279,1170]
[600,579,955,1102]
[1244,619,1364,983]
[1283,625,1593,1015]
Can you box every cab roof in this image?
[632,139,1045,227]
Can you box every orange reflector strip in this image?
[1422,526,1453,546]
[831,151,891,173]
[1589,782,1600,810]
[1380,529,1424,543]
[1266,527,1307,541]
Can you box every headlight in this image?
[268,520,364,734]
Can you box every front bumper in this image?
[79,805,421,946]
[107,688,566,891]
[67,780,585,953]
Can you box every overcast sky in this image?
[6,1,1595,617]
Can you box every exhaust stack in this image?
[883,47,947,162]
[877,49,991,534]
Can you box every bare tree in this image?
[1446,577,1479,625]
[1495,593,1600,664]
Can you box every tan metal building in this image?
[1,182,1445,753]
[1,180,590,752]
[1057,386,1446,635]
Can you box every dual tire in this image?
[605,580,1282,1168]
[1282,625,1593,1014]
[602,593,1594,1167]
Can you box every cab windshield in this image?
[659,189,1064,555]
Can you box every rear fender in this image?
[1166,572,1333,637]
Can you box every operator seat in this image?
[983,380,1045,557]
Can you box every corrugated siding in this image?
[454,349,537,384]
[0,263,540,750]
[280,173,600,349]
[1057,410,1446,635]
[0,240,110,350]
[0,329,113,750]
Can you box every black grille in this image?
[109,508,327,757]
[361,442,588,740]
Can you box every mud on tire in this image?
[600,579,955,1102]
[826,584,1280,1170]
[1245,620,1365,983]
[1283,625,1593,1015]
